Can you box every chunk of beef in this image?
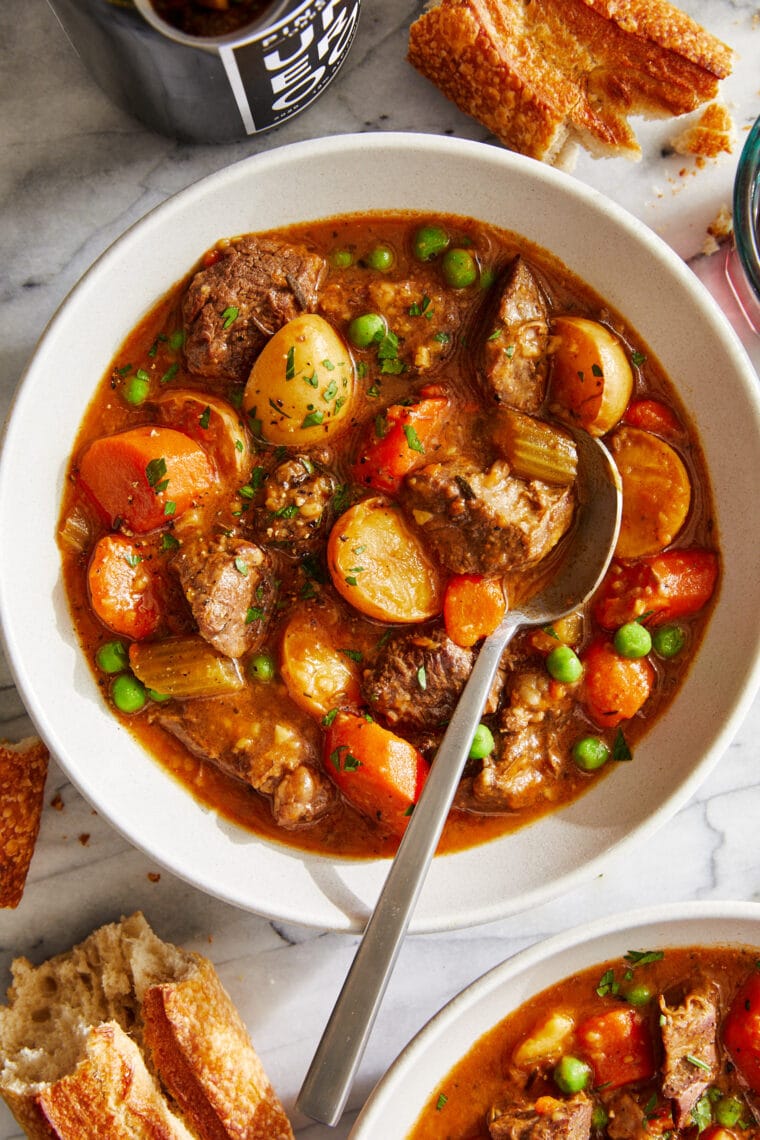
[361,627,475,732]
[488,1094,593,1140]
[155,685,337,829]
[172,534,274,659]
[183,235,326,382]
[659,978,720,1127]
[462,671,576,811]
[254,456,336,554]
[479,257,550,413]
[602,1091,650,1140]
[401,460,575,575]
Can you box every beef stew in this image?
[409,945,760,1140]
[58,211,719,858]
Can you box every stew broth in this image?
[58,211,719,858]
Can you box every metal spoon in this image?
[297,430,622,1127]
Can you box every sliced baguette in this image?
[0,737,49,909]
[0,912,294,1140]
[407,0,733,163]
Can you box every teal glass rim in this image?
[733,114,760,303]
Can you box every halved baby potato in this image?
[280,600,362,720]
[609,425,692,558]
[244,314,354,447]
[327,497,443,623]
[549,316,633,437]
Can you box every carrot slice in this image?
[724,970,760,1094]
[88,534,163,640]
[582,636,654,729]
[79,426,215,533]
[351,394,449,494]
[443,574,506,648]
[623,398,683,438]
[608,425,691,558]
[576,1007,655,1089]
[324,712,429,837]
[592,550,719,629]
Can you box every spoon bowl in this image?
[297,430,622,1126]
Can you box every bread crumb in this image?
[50,792,64,811]
[148,872,161,883]
[702,203,734,255]
[671,102,736,158]
[78,833,91,846]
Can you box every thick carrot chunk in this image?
[79,426,215,533]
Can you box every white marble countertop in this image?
[1,1,760,1137]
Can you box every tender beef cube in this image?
[254,456,336,554]
[402,459,575,575]
[362,626,475,732]
[155,686,337,829]
[464,671,576,811]
[479,257,550,413]
[659,978,720,1127]
[602,1091,650,1140]
[488,1094,593,1140]
[183,235,326,382]
[172,533,274,659]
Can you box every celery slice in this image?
[129,635,244,700]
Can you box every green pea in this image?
[112,673,147,714]
[123,375,150,406]
[614,621,652,659]
[546,644,583,684]
[554,1055,591,1094]
[572,736,610,772]
[364,245,394,272]
[715,1096,743,1127]
[248,652,275,682]
[624,983,652,1006]
[95,640,129,674]
[330,248,353,268]
[412,224,450,261]
[652,623,686,658]
[441,248,478,289]
[469,723,495,760]
[348,312,385,348]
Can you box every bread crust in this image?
[0,914,294,1140]
[408,0,733,162]
[142,956,293,1140]
[0,737,49,908]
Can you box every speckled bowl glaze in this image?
[1,134,759,932]
[350,901,760,1136]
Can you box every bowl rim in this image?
[350,899,760,1137]
[2,132,760,933]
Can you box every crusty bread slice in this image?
[407,0,733,163]
[0,913,294,1140]
[0,737,49,908]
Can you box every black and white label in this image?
[219,0,360,134]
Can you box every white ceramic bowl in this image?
[1,134,759,933]
[351,900,760,1137]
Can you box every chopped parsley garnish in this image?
[322,708,339,727]
[403,423,424,453]
[124,552,141,568]
[612,728,632,762]
[161,533,180,551]
[245,606,264,624]
[146,457,168,492]
[417,666,427,689]
[285,345,296,380]
[234,557,249,576]
[163,500,176,517]
[592,363,604,377]
[302,410,324,429]
[160,362,179,385]
[631,349,647,367]
[199,406,211,429]
[435,1093,448,1111]
[221,306,239,329]
[624,950,664,967]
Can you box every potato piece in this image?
[549,317,633,437]
[157,390,250,484]
[327,497,443,623]
[244,314,354,447]
[609,425,691,558]
[280,601,362,720]
[512,1012,575,1068]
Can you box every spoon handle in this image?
[296,611,523,1126]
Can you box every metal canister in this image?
[46,0,361,144]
